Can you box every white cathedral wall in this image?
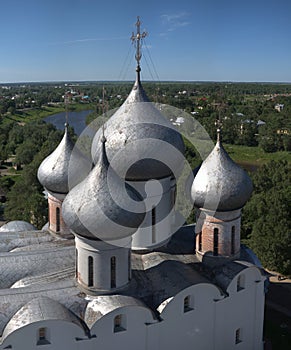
[157,284,223,350]
[88,306,157,350]
[214,267,265,350]
[0,320,86,350]
[0,268,265,350]
[130,177,173,250]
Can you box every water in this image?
[44,110,93,136]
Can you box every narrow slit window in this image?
[37,327,50,345]
[48,202,50,224]
[170,183,177,208]
[231,226,235,255]
[237,275,245,292]
[128,250,131,280]
[235,328,242,344]
[213,228,219,256]
[88,256,93,287]
[114,314,126,332]
[75,249,78,278]
[111,256,116,289]
[183,296,193,313]
[152,206,156,244]
[56,207,60,232]
[198,232,202,251]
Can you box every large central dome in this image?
[91,75,185,181]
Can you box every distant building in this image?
[274,103,284,112]
[276,128,289,135]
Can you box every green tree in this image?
[242,160,291,275]
[4,124,63,228]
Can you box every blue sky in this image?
[1,0,291,83]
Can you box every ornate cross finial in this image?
[215,115,222,142]
[64,93,69,128]
[131,16,147,77]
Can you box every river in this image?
[44,110,93,136]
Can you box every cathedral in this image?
[0,18,266,350]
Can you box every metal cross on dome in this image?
[131,16,147,70]
[215,116,223,142]
[214,98,227,142]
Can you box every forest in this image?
[0,81,290,276]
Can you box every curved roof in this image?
[37,125,91,194]
[0,220,37,232]
[62,138,146,240]
[2,296,85,341]
[91,75,185,181]
[0,246,75,289]
[191,140,253,211]
[212,260,263,292]
[85,294,155,328]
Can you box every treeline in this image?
[0,121,63,165]
[242,160,291,276]
[0,121,65,227]
[84,81,291,152]
[2,81,290,154]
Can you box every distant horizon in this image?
[1,79,291,86]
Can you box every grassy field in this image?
[224,144,291,169]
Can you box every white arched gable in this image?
[225,264,264,296]
[88,304,157,333]
[85,295,157,332]
[1,319,87,350]
[158,283,223,319]
[156,284,224,350]
[85,297,157,350]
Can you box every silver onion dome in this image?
[62,137,146,241]
[191,140,253,211]
[91,76,185,181]
[37,124,92,195]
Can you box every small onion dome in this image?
[37,125,91,195]
[191,140,253,211]
[91,77,185,181]
[62,137,145,241]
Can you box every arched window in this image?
[231,226,235,255]
[114,314,126,332]
[111,256,116,288]
[88,256,93,287]
[56,207,60,232]
[183,295,193,313]
[213,228,219,256]
[152,206,156,243]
